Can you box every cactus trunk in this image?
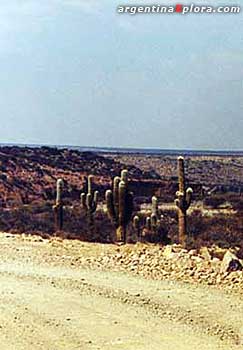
[54,204,63,231]
[106,170,133,244]
[175,157,193,247]
[133,215,141,242]
[87,211,95,235]
[116,226,126,242]
[178,210,186,245]
[53,178,64,233]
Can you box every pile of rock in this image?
[88,243,243,293]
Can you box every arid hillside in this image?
[0,146,242,251]
[1,146,243,209]
[0,146,161,207]
[108,153,243,194]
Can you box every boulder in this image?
[220,250,243,274]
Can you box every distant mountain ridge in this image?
[0,143,242,156]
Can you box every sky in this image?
[0,0,242,150]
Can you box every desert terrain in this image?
[0,232,243,349]
[0,145,243,349]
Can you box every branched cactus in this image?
[53,178,64,232]
[143,196,169,243]
[81,175,98,214]
[175,156,193,246]
[145,196,162,235]
[105,170,133,243]
[80,175,99,235]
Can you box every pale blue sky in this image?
[0,0,242,149]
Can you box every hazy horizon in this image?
[0,0,242,150]
[1,141,243,154]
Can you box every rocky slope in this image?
[0,146,161,207]
[4,232,243,295]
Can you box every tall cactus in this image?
[53,178,64,232]
[80,175,98,235]
[175,156,193,246]
[105,170,133,243]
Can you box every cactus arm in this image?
[185,187,193,209]
[133,215,141,241]
[86,193,93,210]
[81,175,99,236]
[146,216,151,230]
[151,213,157,227]
[88,175,93,195]
[113,176,120,217]
[105,190,117,224]
[118,180,126,226]
[145,195,162,235]
[121,169,128,183]
[151,196,158,216]
[91,190,99,213]
[80,192,86,209]
[175,191,185,210]
[133,216,140,229]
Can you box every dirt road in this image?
[0,233,243,349]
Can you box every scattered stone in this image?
[200,247,211,261]
[191,256,203,263]
[188,249,197,257]
[162,246,177,259]
[210,246,227,260]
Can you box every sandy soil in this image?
[0,232,243,349]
